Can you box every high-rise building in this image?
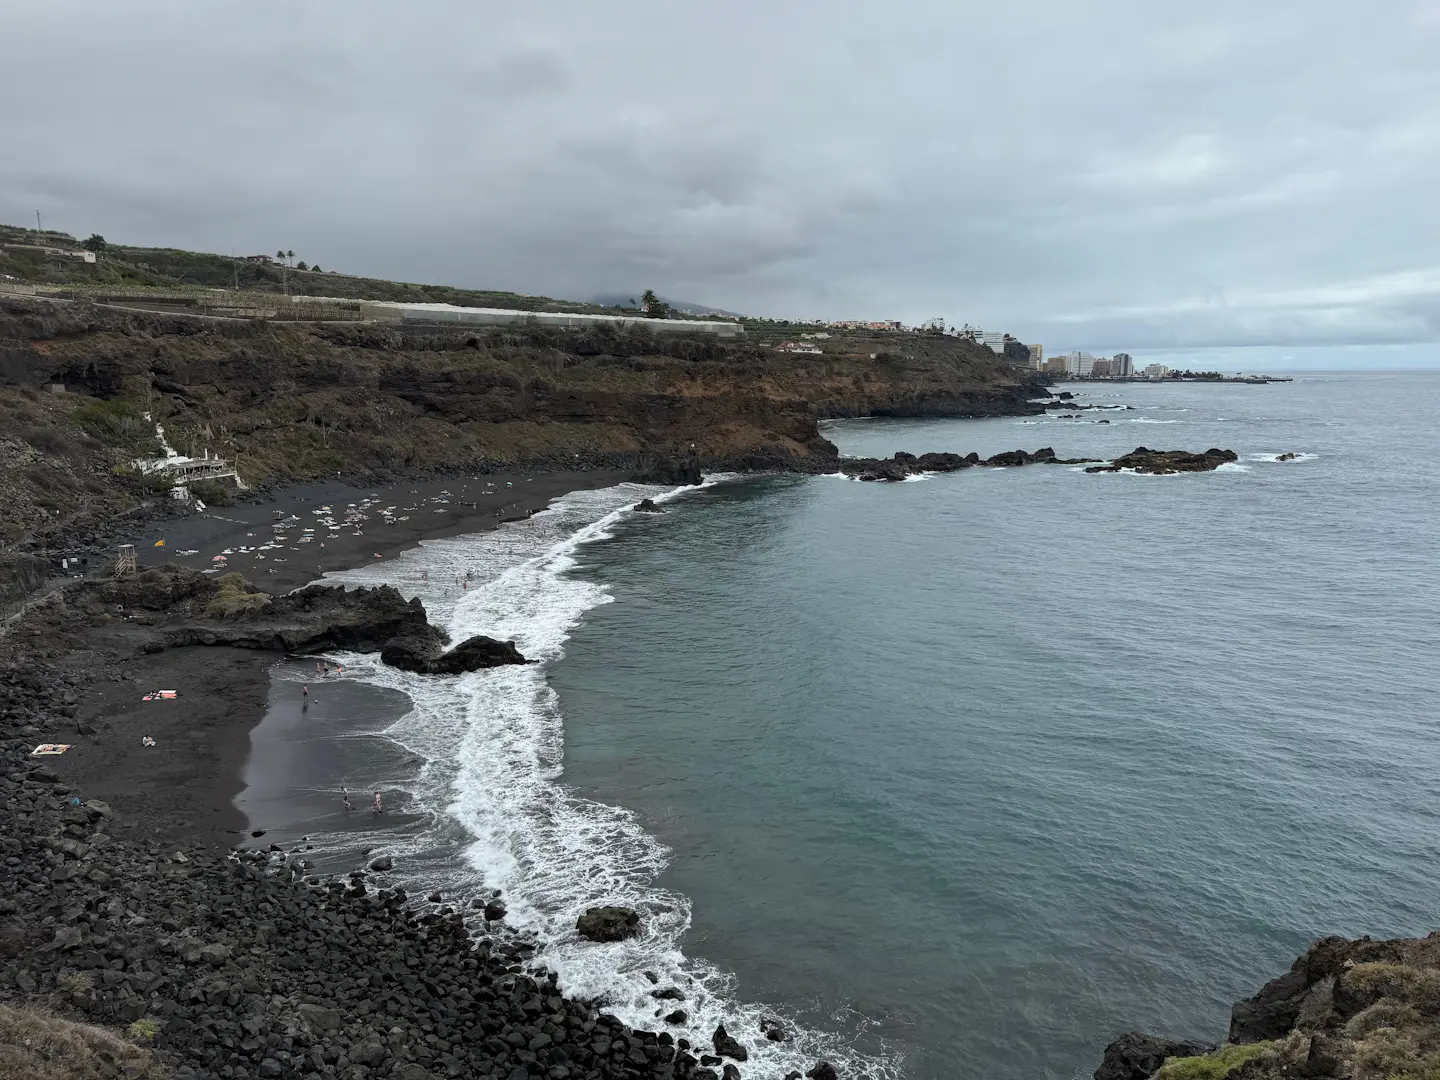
[981,331,1005,353]
[1028,343,1044,369]
[1091,358,1113,377]
[1112,353,1133,376]
[1065,351,1095,376]
[1143,363,1171,378]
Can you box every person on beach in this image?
[372,790,382,815]
[342,788,352,812]
[422,569,428,582]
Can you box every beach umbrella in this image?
[212,555,228,562]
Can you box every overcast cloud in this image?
[4,0,1440,351]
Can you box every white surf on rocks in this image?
[307,479,903,1080]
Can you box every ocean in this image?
[275,369,1440,1079]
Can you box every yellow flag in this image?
[153,539,165,548]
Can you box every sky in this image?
[4,1,1440,355]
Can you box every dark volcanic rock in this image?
[1093,1032,1216,1080]
[576,905,641,942]
[381,632,528,674]
[634,498,665,513]
[712,1023,748,1061]
[1229,935,1372,1043]
[1277,452,1299,461]
[842,447,1094,481]
[806,1063,840,1080]
[1084,447,1238,475]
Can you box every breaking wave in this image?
[303,480,902,1080]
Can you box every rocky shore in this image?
[0,599,840,1080]
[1095,934,1440,1079]
[838,446,1239,481]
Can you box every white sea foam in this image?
[1248,452,1318,463]
[1127,417,1179,424]
[299,479,902,1080]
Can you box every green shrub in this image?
[205,572,271,619]
[54,971,92,994]
[1346,999,1423,1038]
[127,1017,160,1043]
[187,479,234,506]
[1154,1041,1275,1080]
[70,399,155,453]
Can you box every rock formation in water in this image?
[381,632,529,674]
[1083,447,1239,475]
[576,906,641,942]
[840,447,1100,481]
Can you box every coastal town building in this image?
[1028,344,1044,369]
[982,331,1005,353]
[1144,363,1171,378]
[1113,353,1134,376]
[775,341,823,354]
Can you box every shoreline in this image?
[18,468,627,851]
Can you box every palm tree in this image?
[276,250,285,265]
[286,250,294,267]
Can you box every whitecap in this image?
[297,480,902,1080]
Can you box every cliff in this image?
[1098,933,1440,1079]
[0,295,1045,548]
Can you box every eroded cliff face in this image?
[0,297,1046,542]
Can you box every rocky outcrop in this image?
[842,447,1097,481]
[1084,447,1238,475]
[68,565,517,675]
[1097,933,1440,1080]
[576,906,641,943]
[1093,1033,1215,1080]
[634,498,665,513]
[381,632,529,674]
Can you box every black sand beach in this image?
[31,468,625,851]
[128,470,627,594]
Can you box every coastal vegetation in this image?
[0,1003,167,1080]
[204,572,271,618]
[1153,1041,1275,1079]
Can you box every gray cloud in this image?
[3,0,1439,350]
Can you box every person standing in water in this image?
[372,790,382,815]
[342,788,352,812]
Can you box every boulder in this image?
[712,1024,748,1061]
[1093,1033,1215,1080]
[369,856,393,872]
[806,1064,840,1080]
[575,906,640,943]
[633,498,665,513]
[381,633,528,675]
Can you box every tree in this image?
[286,250,295,266]
[311,264,322,273]
[276,250,285,264]
[296,261,308,271]
[81,234,107,252]
[640,289,670,319]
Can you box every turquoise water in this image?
[550,372,1440,1079]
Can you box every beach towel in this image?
[31,744,72,756]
